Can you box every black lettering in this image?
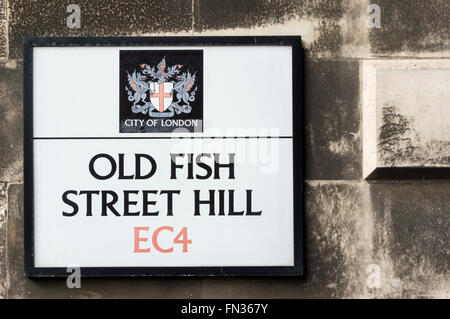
[62,190,79,216]
[79,190,99,216]
[214,153,235,179]
[196,153,212,179]
[123,190,140,216]
[218,189,225,216]
[187,153,194,179]
[101,190,120,216]
[160,190,180,216]
[170,154,185,179]
[194,190,215,216]
[142,190,159,216]
[118,153,134,179]
[89,153,116,180]
[135,154,157,179]
[246,190,262,215]
[228,190,244,215]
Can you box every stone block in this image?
[305,60,361,180]
[8,0,193,59]
[362,60,450,179]
[303,182,371,298]
[0,182,6,298]
[194,0,369,57]
[369,0,450,55]
[369,182,450,298]
[0,65,23,182]
[0,0,7,58]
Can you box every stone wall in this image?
[0,0,448,298]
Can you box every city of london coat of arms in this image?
[125,57,198,118]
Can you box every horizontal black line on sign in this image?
[33,136,293,140]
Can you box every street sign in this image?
[23,36,303,277]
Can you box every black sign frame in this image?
[23,36,303,277]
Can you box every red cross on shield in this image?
[150,82,173,112]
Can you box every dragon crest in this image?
[125,57,197,117]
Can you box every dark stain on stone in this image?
[308,21,343,54]
[0,66,23,182]
[369,0,450,53]
[6,183,24,298]
[8,0,193,59]
[305,183,368,297]
[304,60,361,180]
[379,105,450,167]
[0,182,6,298]
[0,0,7,58]
[194,0,345,55]
[194,0,344,30]
[369,183,450,297]
[195,0,304,29]
[8,0,349,58]
[378,105,417,166]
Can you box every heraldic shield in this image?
[122,53,202,131]
[150,82,173,112]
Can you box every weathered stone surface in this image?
[194,0,370,57]
[195,0,322,30]
[7,0,371,59]
[369,182,450,298]
[0,182,7,298]
[303,182,372,298]
[2,0,449,300]
[362,60,450,178]
[304,60,361,180]
[5,184,23,298]
[197,181,450,298]
[0,0,7,58]
[377,70,449,167]
[369,0,450,55]
[8,0,193,59]
[0,65,23,182]
[302,181,450,298]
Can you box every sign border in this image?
[23,36,303,277]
